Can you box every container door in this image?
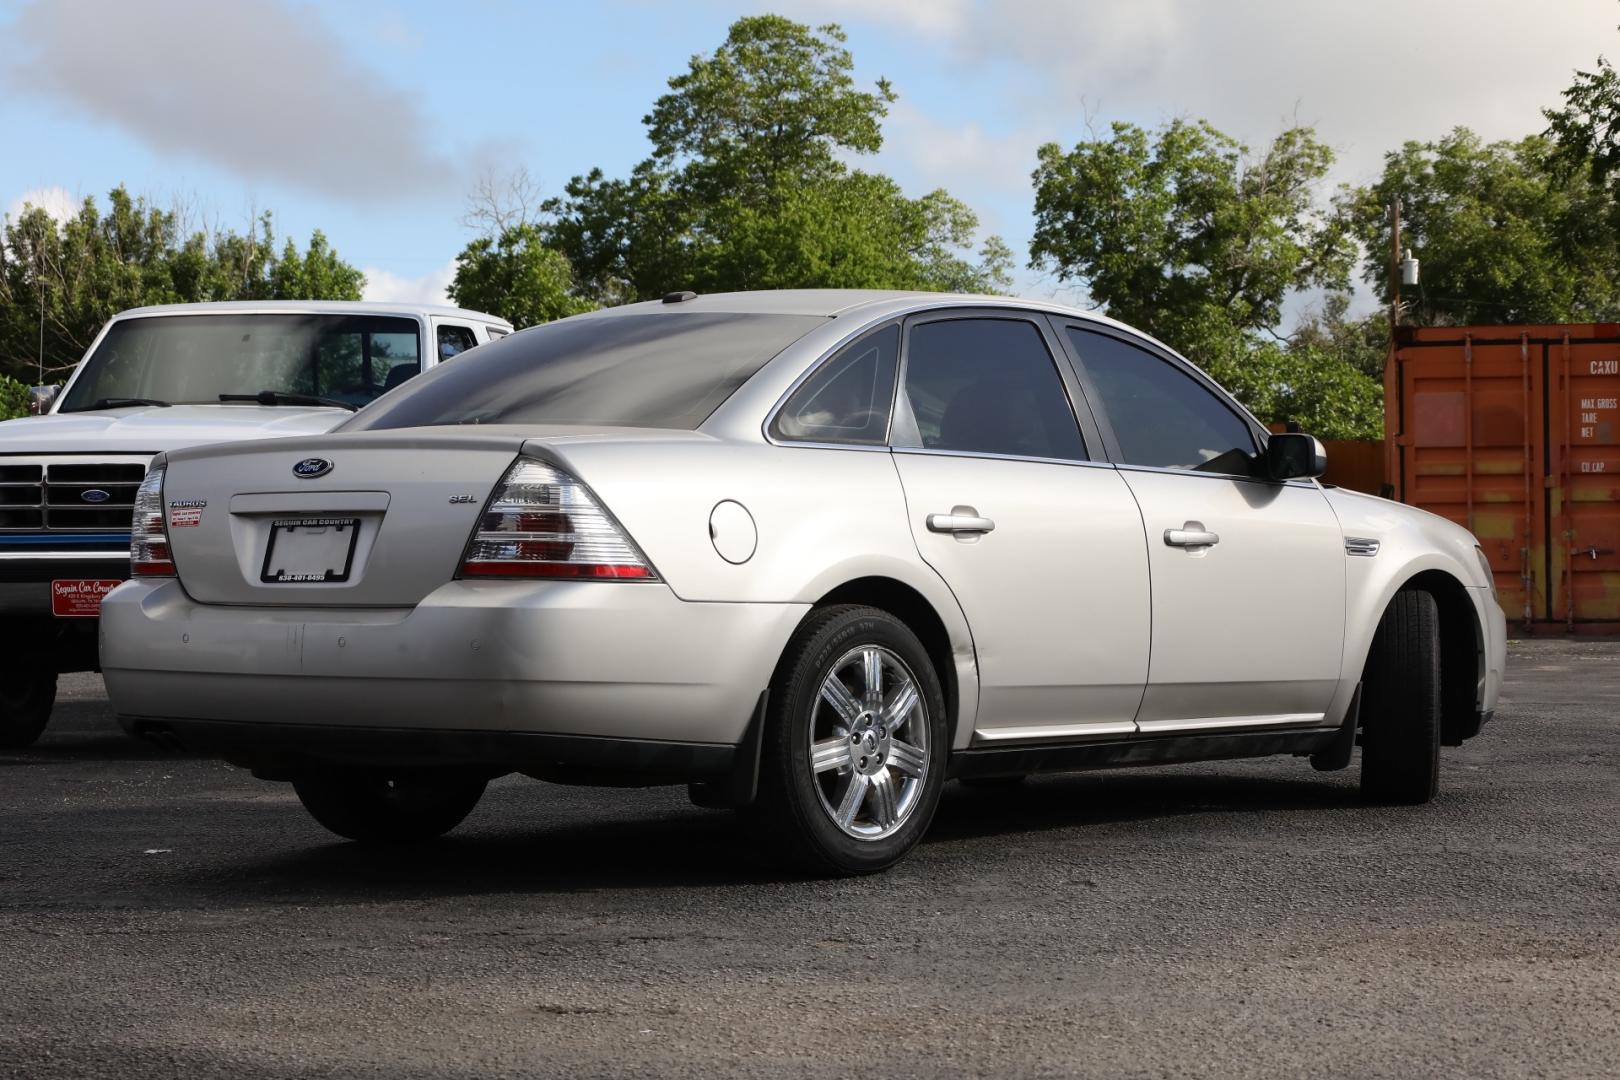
[1397,336,1545,623]
[1549,339,1620,624]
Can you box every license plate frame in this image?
[260,518,361,583]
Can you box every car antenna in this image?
[662,290,698,304]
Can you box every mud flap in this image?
[1310,683,1361,773]
[688,690,768,809]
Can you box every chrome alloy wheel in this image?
[808,645,930,840]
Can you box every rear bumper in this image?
[101,579,808,749]
[120,716,745,784]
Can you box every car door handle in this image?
[927,512,996,535]
[1164,524,1219,548]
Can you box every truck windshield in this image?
[58,314,423,412]
[344,312,825,431]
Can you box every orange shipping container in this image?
[1386,324,1620,631]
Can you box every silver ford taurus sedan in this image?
[102,290,1506,874]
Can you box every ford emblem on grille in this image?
[292,457,333,479]
[79,488,112,504]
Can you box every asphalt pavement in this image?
[2,639,1617,1079]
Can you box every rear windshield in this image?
[343,312,825,431]
[59,314,422,411]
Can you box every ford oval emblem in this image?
[292,457,333,479]
[80,488,112,504]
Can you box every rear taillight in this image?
[130,464,174,577]
[459,458,657,581]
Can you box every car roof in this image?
[112,300,513,327]
[578,288,1141,333]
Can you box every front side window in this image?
[770,324,899,445]
[1065,327,1256,474]
[347,312,824,431]
[901,318,1085,461]
[60,314,422,411]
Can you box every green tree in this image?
[1287,292,1388,380]
[1544,54,1620,188]
[1341,129,1620,325]
[448,223,596,329]
[544,15,1009,302]
[1029,118,1378,438]
[1030,120,1353,347]
[0,188,363,381]
[644,14,892,205]
[268,230,363,301]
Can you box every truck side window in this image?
[438,326,479,361]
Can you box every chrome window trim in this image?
[1113,462,1320,489]
[891,445,1119,471]
[761,318,903,449]
[1054,318,1273,469]
[761,440,892,455]
[890,307,1097,463]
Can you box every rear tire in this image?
[292,770,487,843]
[1359,589,1442,805]
[0,670,57,750]
[751,605,948,876]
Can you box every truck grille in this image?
[0,461,148,531]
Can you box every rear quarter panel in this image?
[535,436,983,746]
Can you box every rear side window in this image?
[1065,327,1256,473]
[770,325,899,445]
[347,312,824,431]
[901,318,1086,461]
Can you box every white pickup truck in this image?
[0,300,513,748]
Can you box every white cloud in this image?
[879,101,1044,214]
[762,0,970,37]
[5,185,78,223]
[2,0,459,203]
[361,261,456,306]
[890,0,1620,185]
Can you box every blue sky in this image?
[3,0,1616,322]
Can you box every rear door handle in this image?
[1164,524,1219,548]
[927,511,995,535]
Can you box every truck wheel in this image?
[0,670,57,750]
[292,770,487,843]
[752,605,948,876]
[1360,589,1442,805]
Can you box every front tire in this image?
[0,670,57,750]
[1359,588,1442,805]
[292,770,487,843]
[753,605,948,875]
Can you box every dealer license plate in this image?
[260,518,360,583]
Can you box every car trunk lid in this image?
[161,428,533,607]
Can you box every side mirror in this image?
[27,385,60,416]
[1265,432,1327,481]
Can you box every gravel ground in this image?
[2,638,1617,1079]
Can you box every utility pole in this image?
[1389,197,1402,336]
[1382,197,1403,500]
[37,256,45,386]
